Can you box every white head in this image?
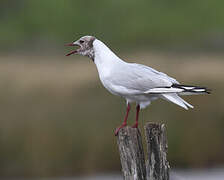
[65,35,96,61]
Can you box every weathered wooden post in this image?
[145,123,170,180]
[117,126,147,180]
[117,123,169,180]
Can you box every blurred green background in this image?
[0,0,224,178]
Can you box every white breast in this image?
[93,39,124,95]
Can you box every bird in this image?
[65,35,210,136]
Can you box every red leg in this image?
[115,103,131,136]
[132,104,140,128]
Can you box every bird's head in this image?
[65,35,96,61]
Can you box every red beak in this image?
[65,42,80,56]
[65,43,75,47]
[66,50,77,56]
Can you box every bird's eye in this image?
[79,40,84,44]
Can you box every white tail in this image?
[162,93,194,110]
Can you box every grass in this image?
[1,0,224,51]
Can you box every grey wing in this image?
[109,63,179,95]
[133,63,179,84]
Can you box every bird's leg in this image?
[115,103,131,136]
[132,104,140,128]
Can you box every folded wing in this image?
[109,62,178,95]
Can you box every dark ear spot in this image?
[88,36,96,47]
[79,40,84,44]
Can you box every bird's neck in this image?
[93,39,122,66]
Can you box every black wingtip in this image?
[205,88,212,94]
[172,84,211,94]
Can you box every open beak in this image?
[65,42,80,56]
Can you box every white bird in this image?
[65,35,210,135]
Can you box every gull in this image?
[65,35,210,135]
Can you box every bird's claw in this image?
[114,123,127,136]
[132,123,138,128]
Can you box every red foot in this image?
[115,123,127,136]
[132,123,138,128]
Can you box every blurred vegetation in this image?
[0,54,223,177]
[0,0,224,177]
[1,0,224,51]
